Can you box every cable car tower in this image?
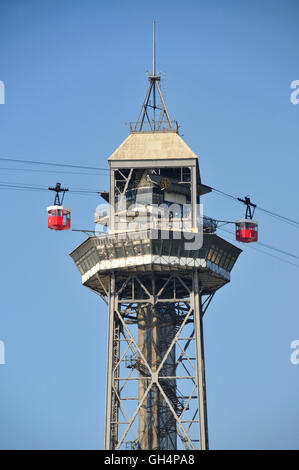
[70,23,241,450]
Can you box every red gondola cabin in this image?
[235,219,258,243]
[47,205,71,231]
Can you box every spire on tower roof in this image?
[131,21,178,133]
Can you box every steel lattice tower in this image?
[70,24,241,450]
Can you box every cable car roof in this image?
[235,219,258,225]
[47,205,71,212]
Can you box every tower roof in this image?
[108,131,198,161]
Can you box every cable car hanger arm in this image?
[48,182,69,206]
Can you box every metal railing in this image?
[128,120,179,133]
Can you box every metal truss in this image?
[104,271,213,450]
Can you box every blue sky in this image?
[0,0,298,449]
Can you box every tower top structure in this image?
[131,21,177,133]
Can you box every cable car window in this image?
[52,210,57,216]
[57,209,62,217]
[215,252,221,264]
[211,248,218,263]
[217,249,225,267]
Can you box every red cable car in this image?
[235,196,258,243]
[47,205,71,230]
[47,182,71,231]
[236,219,258,243]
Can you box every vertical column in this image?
[191,164,198,232]
[109,167,115,233]
[157,309,177,450]
[104,273,116,449]
[137,304,150,450]
[193,269,209,450]
[137,301,178,450]
[137,302,161,450]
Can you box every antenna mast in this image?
[153,19,156,77]
[133,21,175,133]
